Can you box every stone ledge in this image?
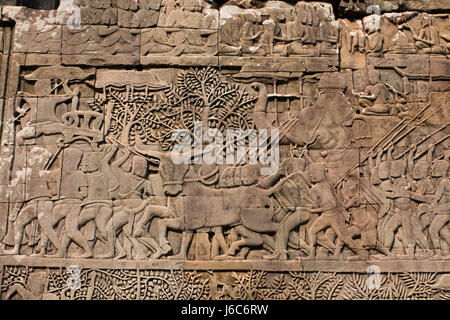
[1,256,449,273]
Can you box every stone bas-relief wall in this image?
[0,0,449,300]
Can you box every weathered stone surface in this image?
[61,24,140,66]
[0,0,449,301]
[140,27,219,66]
[339,0,450,16]
[431,56,450,80]
[2,7,61,54]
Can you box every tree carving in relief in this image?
[98,67,256,150]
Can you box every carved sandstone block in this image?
[62,25,140,65]
[2,6,61,54]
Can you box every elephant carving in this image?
[251,74,354,150]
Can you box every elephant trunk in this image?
[251,83,271,130]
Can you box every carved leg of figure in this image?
[239,228,264,254]
[158,217,184,258]
[125,212,150,260]
[98,210,128,260]
[60,227,70,258]
[420,212,433,230]
[230,226,240,242]
[211,234,220,259]
[329,214,369,261]
[318,43,338,55]
[218,44,242,56]
[440,226,450,259]
[94,206,113,243]
[16,125,36,146]
[399,210,415,256]
[96,219,115,259]
[273,44,288,56]
[325,227,337,244]
[114,236,128,261]
[64,204,92,259]
[121,225,134,260]
[135,205,170,238]
[415,41,430,53]
[33,233,48,257]
[142,43,175,56]
[77,208,98,256]
[377,214,403,259]
[377,215,389,245]
[262,234,276,253]
[383,213,402,251]
[167,231,193,260]
[38,202,71,257]
[215,226,264,260]
[237,247,251,259]
[430,215,450,259]
[134,226,165,260]
[1,204,22,248]
[204,44,218,56]
[431,44,446,54]
[211,227,228,259]
[304,215,331,260]
[395,227,408,253]
[361,104,390,116]
[214,240,247,261]
[214,226,241,259]
[5,284,34,300]
[410,214,429,251]
[321,229,338,258]
[3,203,37,255]
[167,45,186,57]
[36,200,63,258]
[136,237,162,260]
[243,229,271,250]
[129,237,149,260]
[374,241,396,259]
[264,210,301,260]
[304,214,350,260]
[334,225,360,260]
